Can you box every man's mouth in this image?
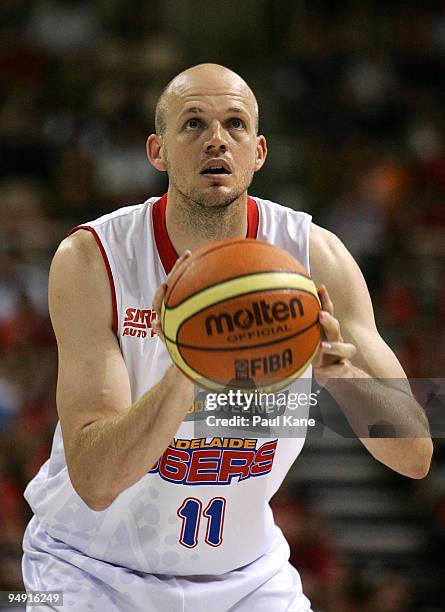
[200,160,232,176]
[201,167,230,175]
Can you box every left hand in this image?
[313,285,357,383]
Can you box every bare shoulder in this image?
[52,229,104,272]
[309,222,351,288]
[49,229,113,336]
[309,222,377,328]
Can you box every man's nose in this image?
[205,121,227,153]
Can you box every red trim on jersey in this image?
[152,194,259,274]
[152,193,178,275]
[68,225,119,335]
[246,196,259,239]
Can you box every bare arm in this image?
[309,223,433,479]
[50,231,194,511]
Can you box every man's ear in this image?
[146,134,167,171]
[254,135,267,172]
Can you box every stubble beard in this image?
[167,165,255,240]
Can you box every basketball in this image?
[161,238,321,392]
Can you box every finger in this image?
[151,311,165,342]
[152,283,168,315]
[313,344,324,368]
[152,252,191,343]
[152,318,165,341]
[168,250,192,281]
[320,341,356,360]
[313,341,335,368]
[319,311,343,342]
[318,285,334,315]
[153,252,191,314]
[314,361,351,380]
[316,351,339,369]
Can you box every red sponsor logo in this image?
[123,307,157,338]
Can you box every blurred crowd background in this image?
[0,1,444,610]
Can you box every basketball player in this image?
[22,64,432,611]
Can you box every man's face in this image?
[160,73,266,208]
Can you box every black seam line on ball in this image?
[165,318,320,353]
[167,239,252,297]
[166,269,312,309]
[173,287,319,340]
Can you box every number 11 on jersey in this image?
[177,497,226,548]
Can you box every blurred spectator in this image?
[94,118,161,204]
[271,484,342,610]
[328,568,371,612]
[365,574,413,612]
[0,179,53,250]
[25,0,101,56]
[0,373,20,432]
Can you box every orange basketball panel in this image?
[177,289,320,350]
[166,239,309,308]
[178,323,321,388]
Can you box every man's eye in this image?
[186,119,201,129]
[230,119,244,129]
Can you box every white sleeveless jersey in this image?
[24,194,313,577]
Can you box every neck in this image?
[165,187,248,254]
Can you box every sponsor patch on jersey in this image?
[123,307,157,338]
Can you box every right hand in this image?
[152,250,192,342]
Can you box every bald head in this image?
[155,63,259,136]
